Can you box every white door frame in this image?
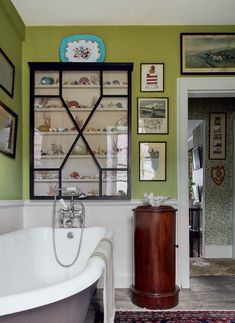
[177,77,235,288]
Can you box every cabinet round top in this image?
[133,205,177,213]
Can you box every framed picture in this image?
[0,48,15,98]
[140,63,164,92]
[137,97,168,134]
[181,33,235,74]
[192,146,201,170]
[209,112,226,160]
[139,141,166,181]
[0,101,18,158]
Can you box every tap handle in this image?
[59,198,68,209]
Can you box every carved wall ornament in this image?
[211,165,225,185]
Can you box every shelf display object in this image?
[29,62,133,199]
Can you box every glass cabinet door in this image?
[30,63,133,199]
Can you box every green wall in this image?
[0,1,25,199]
[22,25,235,199]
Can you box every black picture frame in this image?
[140,63,164,92]
[0,101,18,158]
[180,33,235,75]
[137,97,169,134]
[139,141,166,181]
[0,48,15,98]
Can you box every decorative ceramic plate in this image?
[60,34,105,62]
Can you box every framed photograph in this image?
[192,146,201,170]
[137,97,168,134]
[209,112,226,160]
[0,101,18,158]
[0,48,15,98]
[140,63,164,92]
[139,141,166,181]
[181,33,235,74]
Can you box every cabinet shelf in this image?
[35,130,127,135]
[34,107,128,112]
[35,84,128,89]
[39,154,118,159]
[34,178,124,183]
[30,62,133,199]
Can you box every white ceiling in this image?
[11,0,235,26]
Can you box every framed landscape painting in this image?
[181,33,235,74]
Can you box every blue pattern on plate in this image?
[60,34,105,62]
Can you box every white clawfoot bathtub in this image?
[0,226,113,323]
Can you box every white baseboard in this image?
[205,245,232,258]
[114,273,133,288]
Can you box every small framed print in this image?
[139,141,166,181]
[0,48,15,98]
[137,97,168,134]
[209,112,226,160]
[140,63,164,92]
[0,101,18,158]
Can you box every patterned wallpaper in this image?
[189,98,235,246]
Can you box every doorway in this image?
[177,77,235,288]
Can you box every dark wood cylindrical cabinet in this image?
[130,205,179,309]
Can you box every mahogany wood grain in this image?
[130,205,179,309]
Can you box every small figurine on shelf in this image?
[52,144,64,155]
[47,183,59,196]
[90,74,99,85]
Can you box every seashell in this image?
[72,144,86,155]
[66,100,80,108]
[112,80,120,85]
[69,171,80,179]
[116,102,123,109]
[78,77,90,85]
[39,98,49,106]
[40,77,54,85]
[38,125,49,132]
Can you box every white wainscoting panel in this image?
[0,201,24,234]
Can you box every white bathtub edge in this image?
[0,257,104,317]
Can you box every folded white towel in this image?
[92,238,115,323]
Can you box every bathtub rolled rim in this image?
[0,225,112,317]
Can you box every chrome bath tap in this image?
[54,188,86,228]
